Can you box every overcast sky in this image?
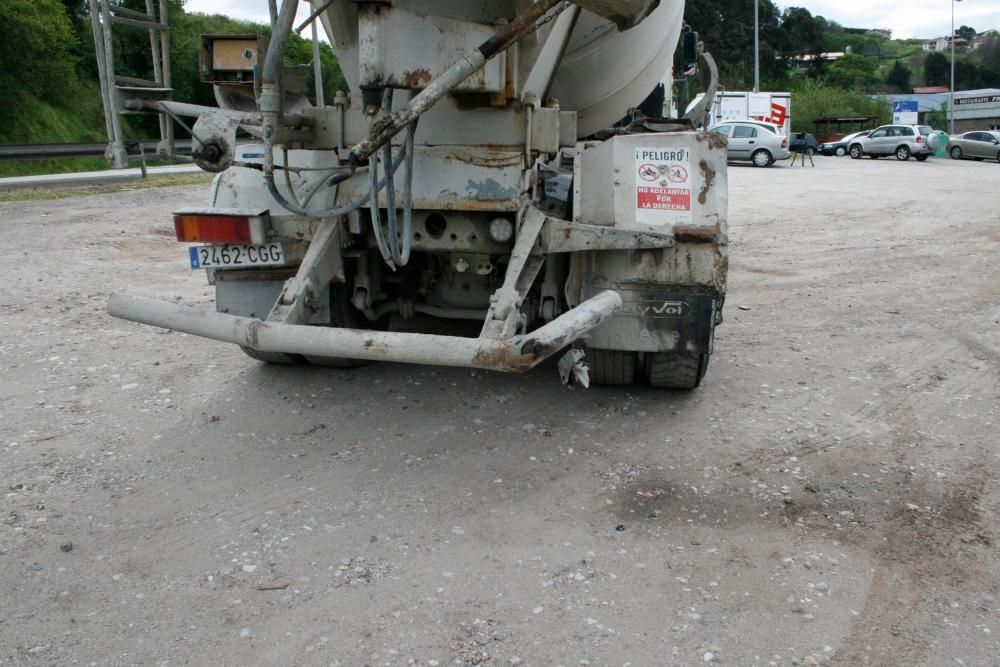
[184,0,1000,40]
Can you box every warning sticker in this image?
[634,147,693,226]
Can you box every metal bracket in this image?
[266,220,345,325]
[536,215,676,254]
[480,205,548,340]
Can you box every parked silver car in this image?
[708,121,790,167]
[948,131,1000,161]
[849,124,936,161]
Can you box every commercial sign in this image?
[955,95,1000,106]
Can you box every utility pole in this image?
[949,0,963,134]
[753,0,760,93]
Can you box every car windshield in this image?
[918,126,932,135]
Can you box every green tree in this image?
[976,36,1000,86]
[825,53,878,88]
[926,102,948,130]
[955,59,980,89]
[924,52,950,86]
[886,60,911,91]
[0,0,79,105]
[955,25,976,42]
[681,0,782,88]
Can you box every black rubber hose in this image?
[263,145,406,219]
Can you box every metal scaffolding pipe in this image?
[107,290,622,372]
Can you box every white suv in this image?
[849,124,936,161]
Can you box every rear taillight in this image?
[172,209,268,244]
[781,137,789,149]
[916,136,923,144]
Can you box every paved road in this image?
[1,156,997,666]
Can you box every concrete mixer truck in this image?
[105,0,727,388]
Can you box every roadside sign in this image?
[892,100,918,125]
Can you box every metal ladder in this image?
[89,0,175,168]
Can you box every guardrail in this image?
[0,140,193,162]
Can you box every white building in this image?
[922,36,967,51]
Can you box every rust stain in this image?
[246,320,264,348]
[400,67,432,89]
[442,150,522,168]
[471,343,533,372]
[697,131,728,150]
[673,224,718,243]
[698,159,716,205]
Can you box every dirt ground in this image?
[1,155,997,666]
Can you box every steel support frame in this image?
[266,220,346,325]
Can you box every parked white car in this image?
[708,121,791,167]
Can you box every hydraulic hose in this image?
[263,144,406,219]
[381,89,402,266]
[368,146,396,270]
[398,121,416,266]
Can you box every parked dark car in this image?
[789,132,818,156]
[818,130,871,156]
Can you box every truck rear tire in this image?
[240,347,304,364]
[587,348,637,385]
[645,351,707,389]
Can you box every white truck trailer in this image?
[691,90,792,135]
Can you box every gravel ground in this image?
[1,156,997,666]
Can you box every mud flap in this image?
[581,284,718,354]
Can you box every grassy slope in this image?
[0,83,153,177]
[0,82,130,177]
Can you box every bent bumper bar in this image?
[107,290,622,373]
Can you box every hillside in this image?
[0,0,345,176]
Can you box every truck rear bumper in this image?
[107,290,622,373]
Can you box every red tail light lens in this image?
[781,137,789,149]
[916,136,923,144]
[172,209,268,244]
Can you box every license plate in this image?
[189,243,285,269]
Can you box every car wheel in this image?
[915,154,928,162]
[950,146,963,160]
[751,149,773,167]
[849,144,863,159]
[835,146,846,157]
[805,146,816,157]
[895,145,911,161]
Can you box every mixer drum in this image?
[550,1,684,136]
[313,0,684,137]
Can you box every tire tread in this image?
[646,352,707,389]
[588,348,637,386]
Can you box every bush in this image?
[789,80,890,133]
